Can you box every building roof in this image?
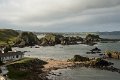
[0,51,24,57]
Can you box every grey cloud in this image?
[0,0,120,32]
[20,0,120,23]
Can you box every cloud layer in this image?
[0,0,120,32]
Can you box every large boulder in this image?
[67,55,90,62]
[39,34,63,46]
[15,32,40,47]
[83,34,101,46]
[94,58,112,67]
[85,34,101,42]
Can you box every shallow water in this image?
[48,67,120,80]
[13,35,120,80]
[14,42,120,60]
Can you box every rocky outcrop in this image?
[105,51,120,59]
[67,55,112,67]
[39,34,63,46]
[61,36,83,45]
[67,55,90,62]
[83,34,101,46]
[92,58,113,67]
[39,34,83,46]
[14,32,40,47]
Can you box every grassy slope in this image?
[0,29,19,45]
[7,57,47,80]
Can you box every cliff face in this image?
[15,32,40,47]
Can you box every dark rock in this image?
[67,55,90,62]
[14,32,40,47]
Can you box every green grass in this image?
[0,29,19,46]
[7,66,30,80]
[11,57,35,64]
[7,57,35,80]
[7,57,47,80]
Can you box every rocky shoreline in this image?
[42,58,120,79]
[1,56,120,80]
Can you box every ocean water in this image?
[13,35,120,80]
[13,42,120,60]
[49,67,120,80]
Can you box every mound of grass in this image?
[0,29,19,45]
[7,58,47,80]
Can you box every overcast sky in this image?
[0,0,120,32]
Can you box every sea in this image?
[13,34,120,80]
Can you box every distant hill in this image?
[97,31,120,35]
[0,29,19,45]
[34,31,120,36]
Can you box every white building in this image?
[0,51,24,62]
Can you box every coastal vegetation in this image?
[0,29,19,46]
[7,58,48,80]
